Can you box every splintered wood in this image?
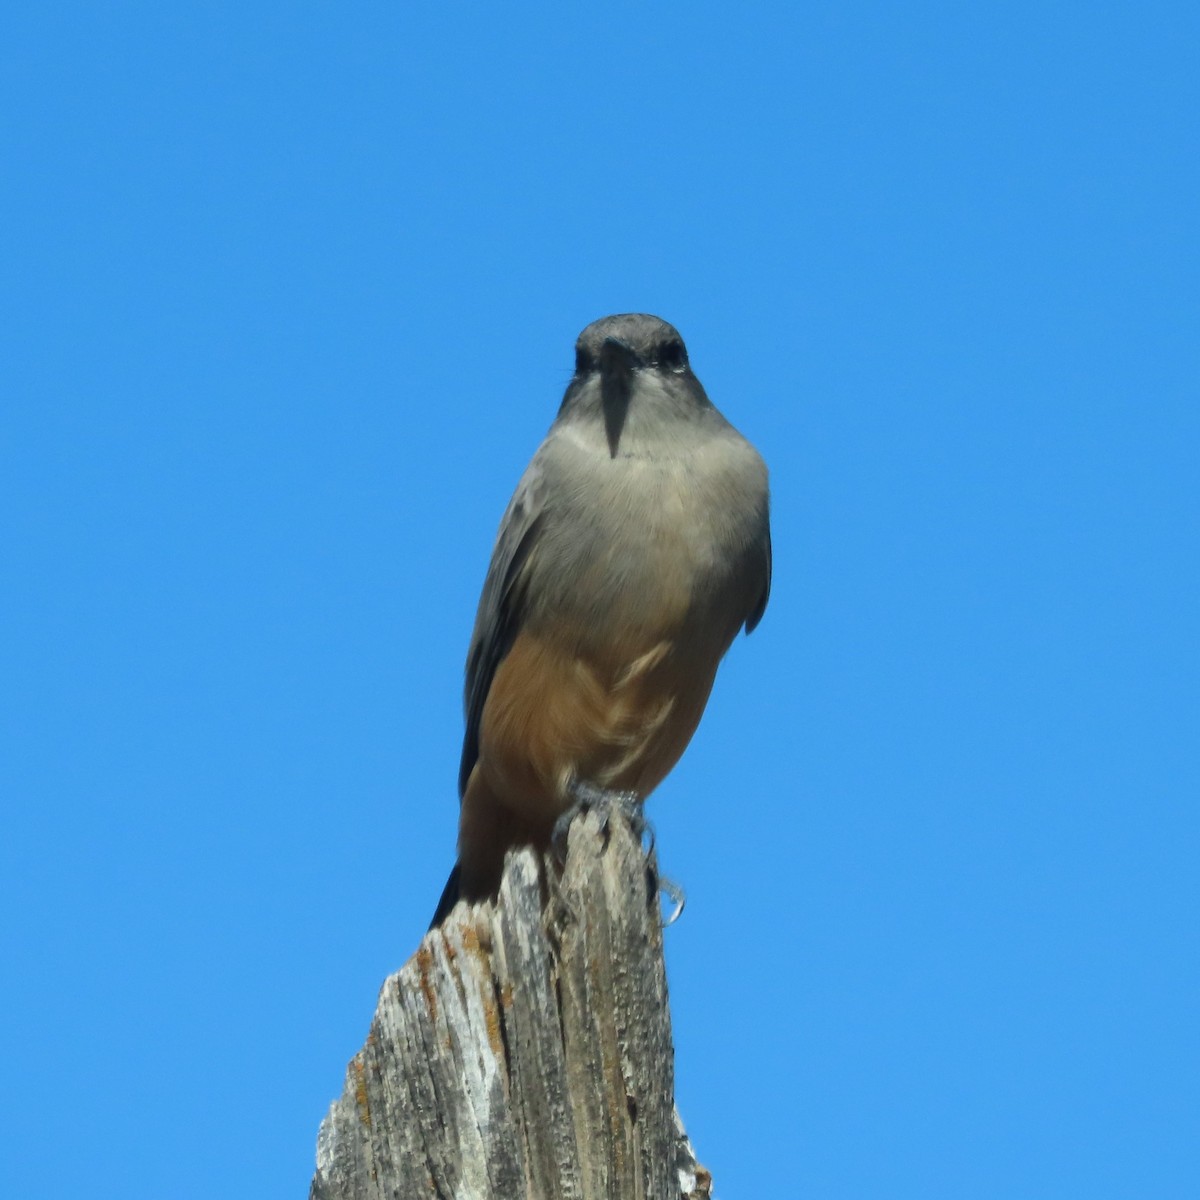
[310,811,711,1200]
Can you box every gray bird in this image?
[433,313,771,923]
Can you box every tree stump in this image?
[310,809,712,1199]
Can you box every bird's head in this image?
[558,314,713,457]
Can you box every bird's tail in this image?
[428,863,461,929]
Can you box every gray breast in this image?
[525,423,768,644]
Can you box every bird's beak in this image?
[599,336,636,458]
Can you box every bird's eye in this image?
[658,340,687,372]
[575,347,594,374]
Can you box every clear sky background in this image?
[3,4,1197,1197]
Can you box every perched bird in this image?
[433,313,771,923]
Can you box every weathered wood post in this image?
[309,809,712,1199]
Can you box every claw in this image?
[550,806,575,865]
[657,875,686,927]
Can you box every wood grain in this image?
[309,810,711,1200]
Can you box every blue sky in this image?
[3,3,1197,1197]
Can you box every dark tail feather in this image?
[429,863,461,929]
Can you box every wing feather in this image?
[745,519,772,633]
[457,462,547,797]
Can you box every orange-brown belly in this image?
[455,625,721,899]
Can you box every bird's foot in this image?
[551,780,651,863]
[548,781,685,926]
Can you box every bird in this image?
[432,313,771,924]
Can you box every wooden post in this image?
[309,809,712,1199]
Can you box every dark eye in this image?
[575,346,594,374]
[658,340,687,372]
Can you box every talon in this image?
[550,807,575,865]
[658,875,686,926]
[640,818,656,856]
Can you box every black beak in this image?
[599,337,636,458]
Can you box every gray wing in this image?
[745,513,772,634]
[458,459,548,798]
